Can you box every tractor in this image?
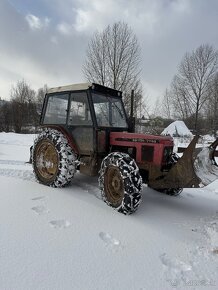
[32,83,218,214]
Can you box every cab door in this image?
[67,91,94,155]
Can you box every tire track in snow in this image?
[0,168,34,181]
[0,161,100,229]
[0,159,26,166]
[0,159,34,181]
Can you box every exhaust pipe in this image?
[128,90,135,133]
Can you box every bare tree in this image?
[36,84,48,107]
[171,75,194,120]
[161,88,173,119]
[83,22,143,115]
[152,97,162,117]
[171,44,218,132]
[0,101,13,132]
[10,79,36,133]
[205,72,218,136]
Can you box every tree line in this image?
[161,44,218,136]
[0,81,47,133]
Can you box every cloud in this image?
[26,14,50,30]
[57,22,73,35]
[1,0,218,107]
[171,0,190,13]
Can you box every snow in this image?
[194,147,218,186]
[0,132,218,290]
[161,120,193,137]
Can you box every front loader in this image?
[32,83,218,214]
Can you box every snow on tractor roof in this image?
[47,83,92,94]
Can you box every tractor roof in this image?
[47,83,92,94]
[47,83,122,98]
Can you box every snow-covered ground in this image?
[0,133,218,290]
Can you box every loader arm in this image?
[149,136,218,190]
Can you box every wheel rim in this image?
[35,139,59,180]
[104,166,124,207]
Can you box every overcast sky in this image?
[1,0,218,104]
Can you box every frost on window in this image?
[44,94,68,124]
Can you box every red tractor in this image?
[32,83,218,214]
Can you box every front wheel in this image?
[99,152,142,215]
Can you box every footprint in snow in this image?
[99,232,122,250]
[31,196,45,201]
[159,253,192,282]
[49,220,71,229]
[212,248,218,254]
[186,193,194,198]
[31,205,49,215]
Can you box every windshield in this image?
[92,93,128,128]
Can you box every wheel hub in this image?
[104,166,124,207]
[35,140,59,180]
[111,175,121,190]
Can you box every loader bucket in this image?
[149,136,218,190]
[194,137,218,186]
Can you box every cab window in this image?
[68,92,92,125]
[44,94,68,124]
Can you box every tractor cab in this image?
[40,83,129,156]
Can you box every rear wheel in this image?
[33,128,77,187]
[99,152,142,214]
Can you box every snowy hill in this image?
[162,120,193,137]
[0,133,218,290]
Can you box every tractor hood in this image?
[110,132,174,146]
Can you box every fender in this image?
[41,125,79,155]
